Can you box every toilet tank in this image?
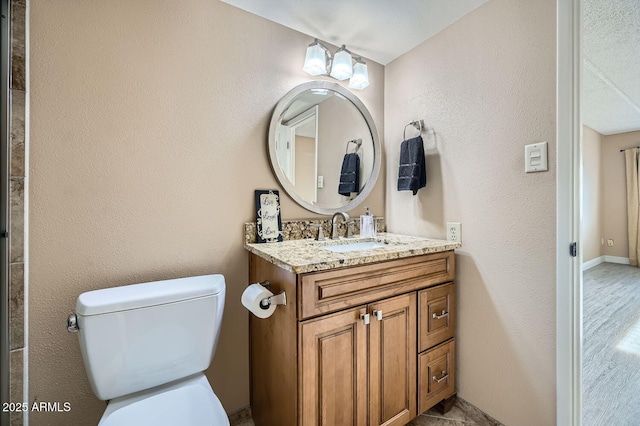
[75,274,225,401]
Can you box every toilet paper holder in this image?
[258,280,287,309]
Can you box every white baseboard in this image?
[582,256,604,271]
[582,256,632,270]
[604,256,631,265]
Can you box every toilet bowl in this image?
[98,374,227,426]
[70,274,229,425]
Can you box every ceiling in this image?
[221,0,640,136]
[219,0,488,65]
[582,0,640,135]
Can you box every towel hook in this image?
[345,138,362,154]
[403,120,424,141]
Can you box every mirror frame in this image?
[268,81,381,215]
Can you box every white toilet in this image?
[69,274,230,426]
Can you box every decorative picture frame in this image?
[255,190,283,243]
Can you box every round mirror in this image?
[268,81,381,215]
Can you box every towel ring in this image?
[345,138,362,154]
[403,120,424,141]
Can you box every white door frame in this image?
[556,0,582,425]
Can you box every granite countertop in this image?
[244,233,461,274]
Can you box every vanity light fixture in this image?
[302,39,370,90]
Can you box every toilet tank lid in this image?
[76,274,225,316]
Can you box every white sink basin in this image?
[321,241,391,253]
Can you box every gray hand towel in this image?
[338,153,360,196]
[397,135,426,195]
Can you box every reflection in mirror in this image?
[269,82,380,215]
[278,105,318,202]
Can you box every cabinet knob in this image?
[432,310,449,320]
[360,313,370,325]
[373,310,383,321]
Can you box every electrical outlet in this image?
[317,175,324,189]
[607,239,614,247]
[447,222,462,243]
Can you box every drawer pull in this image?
[360,313,370,325]
[432,371,449,383]
[432,310,449,320]
[373,310,383,321]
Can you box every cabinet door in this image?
[369,293,417,426]
[300,306,368,426]
[418,282,455,352]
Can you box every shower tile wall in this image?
[9,0,27,424]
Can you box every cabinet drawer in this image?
[418,339,455,414]
[418,282,455,352]
[299,251,455,319]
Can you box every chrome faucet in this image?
[331,212,350,239]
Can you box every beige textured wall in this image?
[582,126,604,262]
[602,130,640,259]
[385,0,556,424]
[29,1,384,424]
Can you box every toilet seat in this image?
[98,373,229,426]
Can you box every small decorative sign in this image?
[255,190,283,243]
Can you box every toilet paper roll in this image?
[241,283,277,319]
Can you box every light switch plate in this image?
[317,175,324,188]
[525,142,548,173]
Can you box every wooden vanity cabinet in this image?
[248,250,456,426]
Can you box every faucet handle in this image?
[346,220,355,238]
[310,223,325,241]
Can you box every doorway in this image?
[558,0,640,424]
[580,0,640,423]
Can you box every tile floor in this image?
[229,397,503,425]
[408,398,503,425]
